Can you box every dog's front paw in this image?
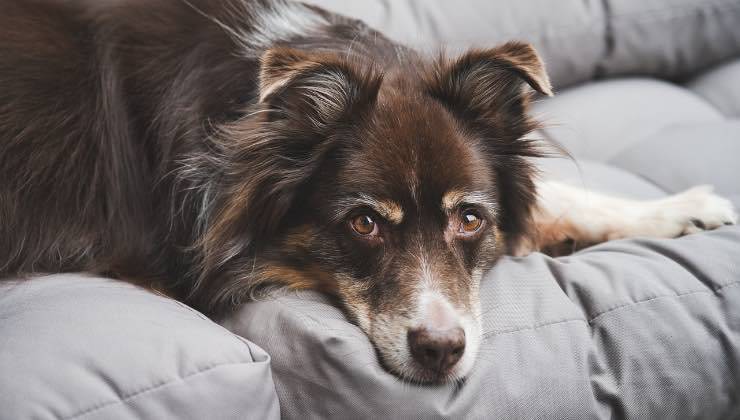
[660,185,738,236]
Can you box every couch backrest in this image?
[303,0,740,89]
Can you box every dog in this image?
[1,0,737,384]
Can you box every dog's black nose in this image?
[408,326,465,372]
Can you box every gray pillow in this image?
[531,78,723,161]
[223,226,740,419]
[613,121,740,208]
[305,0,740,88]
[688,58,740,118]
[601,0,740,82]
[304,0,606,88]
[0,274,279,420]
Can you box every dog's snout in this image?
[408,326,465,372]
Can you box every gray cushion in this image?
[303,0,606,89]
[688,58,740,118]
[600,0,740,82]
[533,157,667,200]
[531,78,723,161]
[223,226,740,419]
[612,121,740,207]
[528,74,740,206]
[0,274,280,420]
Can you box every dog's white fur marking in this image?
[408,255,481,380]
[517,180,739,255]
[409,289,480,380]
[417,291,458,330]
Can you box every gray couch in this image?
[2,1,740,419]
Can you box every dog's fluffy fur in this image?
[1,0,736,383]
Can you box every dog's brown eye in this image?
[351,214,377,236]
[459,210,483,234]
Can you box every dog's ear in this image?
[425,41,551,139]
[194,48,382,307]
[426,42,552,250]
[244,47,382,230]
[258,47,383,129]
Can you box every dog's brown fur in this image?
[0,0,557,382]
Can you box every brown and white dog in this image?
[1,0,736,383]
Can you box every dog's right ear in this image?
[258,47,383,130]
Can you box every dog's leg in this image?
[514,181,738,255]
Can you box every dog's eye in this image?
[459,210,483,234]
[351,214,378,236]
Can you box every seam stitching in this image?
[483,318,587,339]
[482,280,740,338]
[588,280,740,324]
[63,360,256,420]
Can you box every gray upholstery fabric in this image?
[689,58,740,118]
[525,66,740,207]
[0,275,280,420]
[223,227,740,419]
[600,0,740,81]
[532,78,723,162]
[303,0,606,88]
[305,0,740,89]
[533,158,667,200]
[613,121,740,207]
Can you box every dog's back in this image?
[0,0,392,289]
[1,0,143,277]
[0,0,250,280]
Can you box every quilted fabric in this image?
[224,227,740,419]
[0,275,280,420]
[689,59,740,118]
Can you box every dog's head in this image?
[196,42,551,383]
